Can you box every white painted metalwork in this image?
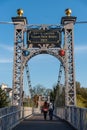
[12,13,76,107]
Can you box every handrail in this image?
[0,107,33,130]
[54,106,87,130]
[0,109,21,119]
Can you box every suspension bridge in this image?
[0,8,87,130]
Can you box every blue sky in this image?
[0,0,87,93]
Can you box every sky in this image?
[0,0,87,94]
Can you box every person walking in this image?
[49,101,54,120]
[42,101,49,120]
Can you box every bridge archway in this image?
[24,53,63,94]
[24,50,65,99]
[23,49,65,67]
[12,9,76,107]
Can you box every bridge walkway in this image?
[12,113,76,130]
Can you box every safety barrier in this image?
[0,106,33,130]
[55,106,87,130]
[1,106,87,130]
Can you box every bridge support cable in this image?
[55,63,64,107]
[57,63,63,86]
[25,63,32,98]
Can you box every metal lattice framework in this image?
[12,13,76,107]
[12,17,27,106]
[64,23,76,106]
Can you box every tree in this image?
[76,81,87,108]
[33,94,39,107]
[31,84,52,107]
[0,88,9,108]
[76,81,81,95]
[32,84,52,97]
[50,84,65,107]
[50,81,87,108]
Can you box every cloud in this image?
[0,44,13,63]
[75,45,87,53]
[0,44,13,51]
[0,58,13,63]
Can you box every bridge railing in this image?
[54,106,87,130]
[0,106,33,130]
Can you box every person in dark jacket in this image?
[42,101,49,120]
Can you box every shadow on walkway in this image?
[12,114,76,130]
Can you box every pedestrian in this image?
[42,101,49,120]
[49,101,54,120]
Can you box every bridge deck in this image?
[12,114,76,130]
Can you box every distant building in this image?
[0,83,8,90]
[0,83,12,105]
[38,95,50,109]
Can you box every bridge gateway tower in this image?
[12,9,76,107]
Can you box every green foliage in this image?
[50,87,56,101]
[0,88,9,108]
[55,85,65,107]
[50,84,65,107]
[23,82,87,108]
[33,95,39,107]
[76,81,87,108]
[23,97,35,107]
[32,84,52,96]
[50,81,87,108]
[24,84,52,107]
[77,95,87,108]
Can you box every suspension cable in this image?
[25,63,32,98]
[1,21,87,25]
[76,21,87,24]
[57,63,63,86]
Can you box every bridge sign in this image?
[27,28,61,48]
